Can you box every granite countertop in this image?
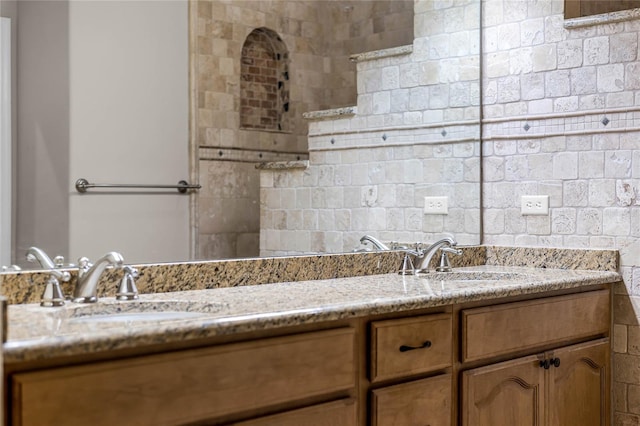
[4,265,620,364]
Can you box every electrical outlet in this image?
[424,196,448,215]
[521,195,549,215]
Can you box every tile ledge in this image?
[255,160,309,170]
[302,106,357,121]
[564,8,640,29]
[348,44,413,63]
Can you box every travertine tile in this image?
[616,324,629,353]
[532,43,557,71]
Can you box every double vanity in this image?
[0,247,621,425]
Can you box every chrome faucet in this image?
[359,235,390,251]
[413,236,462,273]
[73,252,124,303]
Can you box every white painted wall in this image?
[16,1,70,264]
[16,1,190,265]
[67,1,189,263]
[0,17,10,266]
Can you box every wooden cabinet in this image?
[462,339,608,426]
[369,313,453,426]
[547,340,609,426]
[5,286,612,426]
[11,328,356,426]
[461,289,611,426]
[462,354,544,426]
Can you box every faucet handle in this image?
[39,268,71,307]
[41,275,66,307]
[398,253,415,275]
[435,247,463,272]
[49,269,71,282]
[435,251,453,272]
[53,255,76,268]
[2,265,21,272]
[442,247,463,256]
[77,257,92,274]
[116,266,139,301]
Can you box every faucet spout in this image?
[359,235,390,251]
[26,247,56,269]
[414,236,461,273]
[73,252,124,303]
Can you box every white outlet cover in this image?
[424,196,448,215]
[521,195,549,215]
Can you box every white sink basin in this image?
[63,300,226,324]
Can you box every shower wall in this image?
[194,0,414,259]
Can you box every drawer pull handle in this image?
[399,340,432,352]
[539,359,550,369]
[551,357,561,368]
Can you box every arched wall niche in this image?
[240,27,289,132]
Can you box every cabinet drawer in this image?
[232,398,357,426]
[370,313,452,382]
[371,374,452,426]
[11,328,356,426]
[461,290,610,363]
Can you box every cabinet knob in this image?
[551,357,561,368]
[539,359,550,369]
[399,340,432,352]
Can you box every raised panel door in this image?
[546,339,609,426]
[462,354,545,426]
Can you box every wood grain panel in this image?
[371,374,452,426]
[12,328,356,426]
[232,398,357,426]
[371,313,452,382]
[462,290,609,363]
[547,339,609,426]
[462,354,544,426]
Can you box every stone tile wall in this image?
[195,0,413,260]
[480,1,640,423]
[198,160,260,259]
[259,0,482,256]
[260,142,480,256]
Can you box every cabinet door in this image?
[371,374,451,426]
[546,339,609,426]
[462,354,545,426]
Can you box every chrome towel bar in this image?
[75,178,201,194]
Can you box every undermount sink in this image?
[7,299,231,341]
[418,271,527,281]
[63,300,227,324]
